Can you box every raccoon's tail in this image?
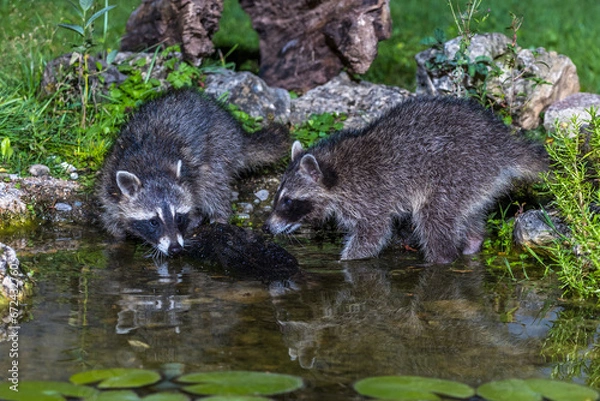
[242,123,291,169]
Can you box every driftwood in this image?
[239,0,391,92]
[120,0,224,64]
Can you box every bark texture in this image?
[120,0,224,64]
[239,0,391,92]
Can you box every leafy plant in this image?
[58,0,115,54]
[292,112,346,148]
[540,110,600,298]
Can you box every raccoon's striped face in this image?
[263,187,314,235]
[128,204,191,255]
[116,170,193,256]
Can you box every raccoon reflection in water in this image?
[264,96,547,264]
[97,89,289,256]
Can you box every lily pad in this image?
[70,368,161,389]
[526,379,599,401]
[478,379,599,401]
[354,375,475,400]
[200,397,272,401]
[477,379,542,401]
[178,371,303,396]
[0,381,97,401]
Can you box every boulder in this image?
[513,209,568,249]
[416,33,580,129]
[290,72,413,130]
[204,70,291,123]
[543,93,600,131]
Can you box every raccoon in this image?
[263,96,547,263]
[97,89,289,256]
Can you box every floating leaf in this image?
[477,379,543,401]
[70,368,161,388]
[478,379,599,401]
[0,381,97,401]
[525,379,598,401]
[354,376,474,400]
[178,371,303,396]
[200,397,272,401]
[143,393,191,401]
[84,390,140,401]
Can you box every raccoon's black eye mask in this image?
[131,218,162,236]
[277,196,313,221]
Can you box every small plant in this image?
[541,110,600,298]
[58,0,115,54]
[292,112,347,148]
[0,137,13,163]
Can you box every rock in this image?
[416,33,580,129]
[543,93,600,131]
[204,70,291,123]
[54,203,73,212]
[254,189,269,202]
[239,0,391,93]
[41,51,186,98]
[513,209,568,248]
[290,72,413,130]
[29,164,50,177]
[120,0,224,65]
[0,182,27,215]
[0,243,27,305]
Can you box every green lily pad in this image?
[70,368,161,389]
[354,375,474,400]
[0,381,97,401]
[84,390,140,401]
[178,371,303,396]
[525,379,598,401]
[477,379,599,401]
[143,393,191,401]
[200,397,272,401]
[478,379,542,401]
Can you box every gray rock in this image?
[29,164,50,177]
[290,72,413,130]
[254,189,270,202]
[543,93,600,131]
[54,202,73,212]
[204,70,291,123]
[1,242,25,302]
[416,33,580,129]
[513,209,568,248]
[0,182,26,215]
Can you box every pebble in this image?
[254,189,270,202]
[29,164,50,177]
[54,202,72,212]
[237,202,254,214]
[70,172,79,180]
[59,162,77,174]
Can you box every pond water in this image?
[0,223,598,399]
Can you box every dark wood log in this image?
[239,0,391,93]
[120,0,223,64]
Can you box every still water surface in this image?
[0,224,594,399]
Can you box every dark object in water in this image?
[186,223,300,282]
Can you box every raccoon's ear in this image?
[116,171,142,198]
[299,154,323,183]
[291,140,304,161]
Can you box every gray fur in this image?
[264,96,547,263]
[97,89,289,255]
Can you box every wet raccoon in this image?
[264,96,547,263]
[97,89,289,256]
